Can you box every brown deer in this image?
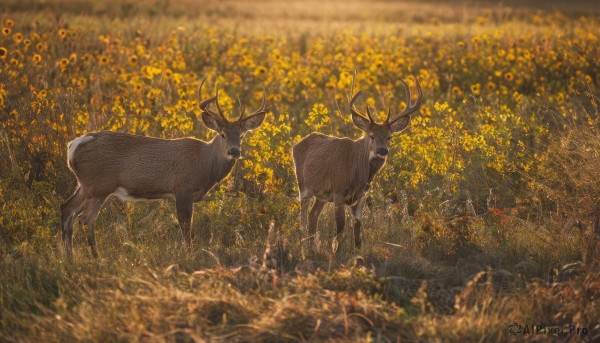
[60,77,269,259]
[293,75,422,249]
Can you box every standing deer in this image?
[60,77,268,259]
[293,75,423,249]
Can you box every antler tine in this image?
[365,106,375,122]
[245,88,269,119]
[385,107,392,123]
[237,96,246,121]
[198,76,219,117]
[214,87,229,123]
[348,70,376,123]
[393,77,424,121]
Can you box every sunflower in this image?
[471,83,481,95]
[254,65,267,76]
[504,72,514,82]
[2,27,10,36]
[58,29,67,40]
[164,69,173,79]
[0,47,7,59]
[5,19,14,28]
[59,58,69,69]
[32,54,42,64]
[128,55,138,65]
[13,32,23,44]
[36,42,45,52]
[82,53,92,62]
[98,55,109,65]
[23,39,31,47]
[451,86,462,97]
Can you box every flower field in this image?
[1,0,599,341]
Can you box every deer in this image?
[292,74,423,250]
[60,77,269,259]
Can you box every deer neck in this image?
[206,136,236,182]
[352,136,372,186]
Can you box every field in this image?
[1,0,600,341]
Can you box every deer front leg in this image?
[175,193,194,248]
[351,194,367,248]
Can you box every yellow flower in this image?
[128,55,138,65]
[471,83,481,95]
[59,58,69,69]
[98,55,109,65]
[487,82,497,91]
[69,53,77,63]
[0,47,6,59]
[36,42,45,52]
[13,32,23,44]
[82,53,92,62]
[2,27,10,36]
[23,39,31,47]
[451,86,462,97]
[58,29,68,40]
[504,72,514,82]
[584,75,592,84]
[32,54,42,64]
[164,69,173,79]
[254,65,268,76]
[5,19,15,28]
[456,41,465,49]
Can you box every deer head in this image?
[349,74,423,159]
[198,77,269,159]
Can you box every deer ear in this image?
[390,115,410,133]
[240,112,266,132]
[201,112,222,132]
[352,112,370,132]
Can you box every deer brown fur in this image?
[60,77,268,259]
[293,75,423,249]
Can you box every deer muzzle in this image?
[228,147,241,159]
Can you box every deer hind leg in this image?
[79,195,107,259]
[308,200,326,248]
[334,199,346,238]
[350,194,367,248]
[299,189,312,231]
[60,187,86,260]
[175,193,194,248]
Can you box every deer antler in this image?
[198,76,221,120]
[387,77,423,123]
[349,70,375,122]
[242,88,269,121]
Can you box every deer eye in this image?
[387,136,392,140]
[369,135,375,140]
[220,133,225,138]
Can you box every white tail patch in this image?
[111,187,173,202]
[67,135,95,165]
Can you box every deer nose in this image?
[376,148,389,156]
[228,147,241,158]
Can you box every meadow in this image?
[1,0,599,341]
